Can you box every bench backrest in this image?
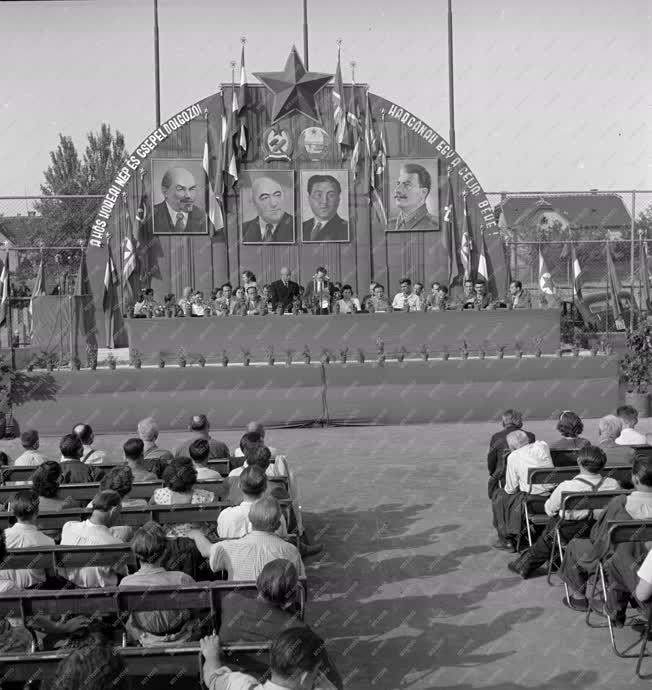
[527,465,632,488]
[607,520,652,546]
[560,490,630,515]
[550,449,580,467]
[0,543,136,571]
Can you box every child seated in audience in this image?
[507,446,621,579]
[59,434,94,484]
[218,467,288,539]
[560,454,652,612]
[14,429,48,467]
[120,521,200,647]
[549,411,591,451]
[615,404,647,446]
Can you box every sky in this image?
[0,0,649,197]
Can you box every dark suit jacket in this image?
[153,202,208,234]
[487,426,536,475]
[269,279,300,313]
[389,204,439,231]
[303,278,335,309]
[302,214,349,242]
[241,213,294,243]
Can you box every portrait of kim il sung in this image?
[240,170,296,244]
[151,159,209,235]
[387,158,440,232]
[300,170,350,243]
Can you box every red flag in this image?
[103,244,119,348]
[476,227,488,284]
[443,177,462,289]
[0,252,8,327]
[122,194,137,301]
[641,237,651,311]
[570,241,584,302]
[333,46,351,154]
[203,111,224,233]
[461,195,473,280]
[364,92,387,225]
[236,44,248,155]
[606,241,623,327]
[227,81,239,185]
[348,79,361,177]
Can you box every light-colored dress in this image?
[150,487,215,538]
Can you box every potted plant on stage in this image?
[418,344,429,362]
[621,324,652,418]
[129,348,142,369]
[357,348,365,364]
[106,353,117,370]
[197,354,206,368]
[302,346,310,365]
[177,348,187,368]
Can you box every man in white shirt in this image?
[507,446,621,579]
[232,425,286,477]
[218,467,287,539]
[72,423,107,464]
[201,628,334,690]
[189,438,223,481]
[391,278,420,312]
[59,490,126,588]
[491,431,554,551]
[615,405,647,446]
[0,489,55,588]
[188,497,304,581]
[14,430,48,467]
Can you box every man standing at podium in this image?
[268,267,300,314]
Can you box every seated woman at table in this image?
[229,286,248,316]
[163,293,184,317]
[133,289,158,318]
[191,291,212,317]
[150,457,215,539]
[335,285,361,314]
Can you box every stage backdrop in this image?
[84,49,507,347]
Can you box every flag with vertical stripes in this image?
[227,83,239,184]
[476,227,488,283]
[122,195,137,301]
[29,254,45,321]
[0,253,8,327]
[203,111,224,233]
[348,79,362,177]
[605,241,623,326]
[538,249,555,296]
[333,47,351,154]
[236,44,248,155]
[461,195,473,280]
[641,238,651,312]
[570,241,584,301]
[364,92,387,225]
[376,110,387,178]
[443,177,463,289]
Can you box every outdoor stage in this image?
[124,309,561,363]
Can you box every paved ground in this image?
[2,418,652,689]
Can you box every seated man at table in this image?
[509,280,532,309]
[456,279,477,310]
[244,284,268,315]
[507,445,621,579]
[188,497,305,581]
[491,431,553,551]
[559,454,652,612]
[174,414,229,460]
[59,490,128,588]
[392,278,420,312]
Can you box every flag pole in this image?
[154,0,161,127]
[447,0,456,149]
[303,0,309,69]
[630,190,636,331]
[605,238,611,338]
[6,253,14,369]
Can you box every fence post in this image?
[630,190,636,332]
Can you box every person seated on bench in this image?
[190,438,223,481]
[597,415,635,466]
[559,453,652,612]
[549,411,591,451]
[120,521,200,647]
[93,466,148,509]
[0,531,87,654]
[123,438,158,483]
[189,497,305,581]
[59,490,128,588]
[72,423,107,465]
[615,404,647,446]
[14,429,48,467]
[137,417,173,478]
[218,467,287,539]
[491,431,553,551]
[202,627,340,690]
[59,434,94,485]
[486,409,536,500]
[174,414,230,461]
[507,446,621,579]
[150,457,215,539]
[228,445,289,503]
[31,461,82,514]
[232,423,288,477]
[0,489,55,589]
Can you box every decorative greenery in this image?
[320,349,331,365]
[442,346,450,361]
[339,346,349,364]
[590,343,599,357]
[41,350,57,371]
[85,343,98,371]
[376,337,385,356]
[460,340,469,360]
[197,354,206,367]
[357,348,365,364]
[265,346,275,366]
[396,346,408,363]
[158,353,165,368]
[106,353,117,370]
[70,355,81,371]
[418,344,429,362]
[285,349,294,366]
[221,350,229,367]
[496,345,505,360]
[515,341,523,359]
[242,348,251,366]
[302,346,310,365]
[533,337,543,358]
[129,348,142,369]
[177,347,187,368]
[621,324,652,394]
[555,347,563,358]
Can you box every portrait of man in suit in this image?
[300,172,350,243]
[240,171,295,244]
[387,159,440,232]
[151,162,208,235]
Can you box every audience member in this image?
[189,438,223,481]
[97,466,148,509]
[189,497,305,581]
[120,521,200,646]
[151,457,215,538]
[192,290,211,316]
[507,446,621,579]
[201,628,337,690]
[560,453,652,612]
[509,280,532,309]
[615,405,647,446]
[597,415,635,465]
[486,409,536,499]
[123,438,158,482]
[174,415,229,460]
[138,417,173,476]
[14,430,48,466]
[218,467,287,539]
[0,489,54,588]
[31,461,81,512]
[72,423,106,464]
[550,411,591,451]
[234,422,279,458]
[59,434,94,484]
[59,490,127,588]
[361,281,378,312]
[0,452,9,468]
[491,431,553,551]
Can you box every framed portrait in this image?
[240,170,296,244]
[385,158,440,232]
[150,159,208,235]
[300,169,350,243]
